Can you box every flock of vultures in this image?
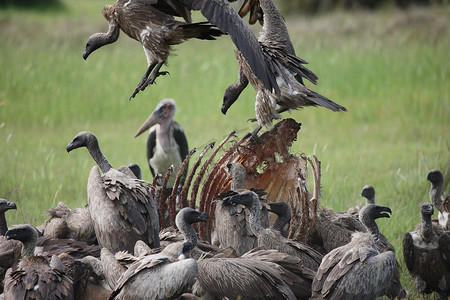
[1,0,450,299]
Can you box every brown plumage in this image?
[3,224,74,300]
[66,131,160,254]
[109,208,208,300]
[83,0,223,99]
[228,190,323,271]
[212,162,270,256]
[39,202,96,244]
[221,0,346,128]
[427,169,450,230]
[402,202,450,299]
[311,204,395,300]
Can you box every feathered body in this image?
[403,203,450,299]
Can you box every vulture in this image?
[66,131,160,254]
[310,204,396,300]
[39,202,97,244]
[268,201,291,237]
[0,198,20,293]
[402,202,450,299]
[109,207,208,300]
[135,98,189,187]
[3,224,74,300]
[221,0,346,129]
[427,169,450,230]
[212,162,270,256]
[228,190,323,271]
[83,0,223,99]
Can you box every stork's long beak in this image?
[135,112,160,137]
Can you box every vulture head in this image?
[176,207,209,226]
[227,190,257,209]
[0,198,17,213]
[6,224,39,246]
[359,204,392,223]
[361,185,376,204]
[135,99,177,137]
[66,131,97,153]
[421,202,434,218]
[427,169,444,186]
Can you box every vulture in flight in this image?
[83,0,224,99]
[66,131,160,254]
[221,0,346,130]
[403,202,450,299]
[135,98,189,187]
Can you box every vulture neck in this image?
[246,195,266,236]
[360,214,380,242]
[21,235,38,257]
[100,21,120,47]
[429,181,443,211]
[230,164,246,190]
[421,213,433,243]
[177,213,198,249]
[0,211,8,235]
[87,137,112,173]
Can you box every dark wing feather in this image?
[438,232,450,268]
[152,0,192,22]
[402,232,415,274]
[183,0,280,95]
[146,128,157,177]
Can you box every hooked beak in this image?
[197,212,209,222]
[377,206,392,219]
[135,112,161,137]
[8,201,17,210]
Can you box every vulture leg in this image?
[131,62,169,99]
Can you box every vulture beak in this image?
[197,212,209,222]
[66,141,75,153]
[377,206,392,219]
[7,201,17,210]
[82,49,89,60]
[135,111,162,138]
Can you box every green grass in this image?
[0,1,449,298]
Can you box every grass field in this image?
[0,1,449,297]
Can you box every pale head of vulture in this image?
[135,99,177,138]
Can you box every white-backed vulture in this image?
[212,162,270,256]
[228,190,322,271]
[402,202,450,299]
[310,204,396,300]
[109,207,208,299]
[427,169,450,230]
[221,0,346,129]
[66,131,160,254]
[135,99,189,187]
[3,224,74,299]
[39,202,96,244]
[83,0,223,99]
